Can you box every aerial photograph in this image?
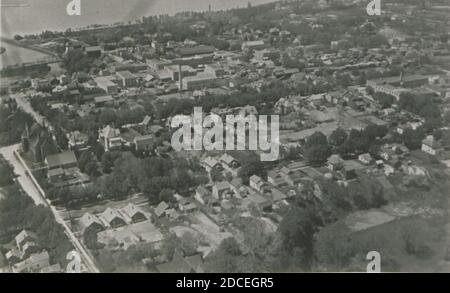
[0,0,449,275]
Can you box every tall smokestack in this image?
[179,64,183,90]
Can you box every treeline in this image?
[204,174,387,273]
[48,152,208,208]
[0,157,73,266]
[303,124,389,166]
[0,105,33,147]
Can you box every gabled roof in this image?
[214,181,231,192]
[28,251,50,266]
[220,153,237,166]
[195,186,210,197]
[80,213,103,230]
[154,201,169,217]
[121,203,145,219]
[202,156,221,168]
[94,95,114,104]
[45,151,77,168]
[141,115,151,125]
[15,230,37,246]
[102,125,120,139]
[156,250,202,273]
[249,175,264,184]
[134,134,153,143]
[328,154,344,165]
[100,208,125,224]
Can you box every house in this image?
[212,181,233,200]
[40,263,62,273]
[156,250,203,273]
[342,160,365,180]
[45,151,78,170]
[358,153,373,165]
[279,167,303,187]
[133,134,154,152]
[267,170,288,188]
[79,213,104,233]
[166,208,180,221]
[384,164,395,176]
[421,135,442,156]
[201,156,222,173]
[67,131,89,151]
[85,46,102,58]
[100,208,126,228]
[120,203,147,223]
[327,154,344,171]
[195,186,212,205]
[12,251,50,273]
[178,198,198,214]
[154,201,169,217]
[219,153,239,169]
[249,175,265,192]
[5,249,21,263]
[21,241,39,257]
[45,151,80,183]
[376,160,384,168]
[99,125,122,152]
[15,230,37,251]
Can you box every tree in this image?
[210,168,224,182]
[0,164,14,187]
[78,150,94,173]
[238,153,266,184]
[329,128,348,147]
[84,161,101,178]
[373,92,394,109]
[442,130,450,148]
[303,132,331,166]
[179,232,199,256]
[314,221,354,270]
[278,207,316,270]
[159,188,174,203]
[204,237,242,273]
[364,125,387,141]
[63,49,92,74]
[402,128,424,150]
[101,151,121,173]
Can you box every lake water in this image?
[0,0,275,69]
[1,0,275,37]
[0,41,51,68]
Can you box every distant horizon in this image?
[1,0,278,37]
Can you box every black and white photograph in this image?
[0,0,450,277]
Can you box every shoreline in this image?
[4,0,277,38]
[0,37,57,57]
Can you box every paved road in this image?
[11,93,47,127]
[0,144,100,273]
[0,144,46,206]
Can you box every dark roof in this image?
[156,251,202,273]
[45,151,77,168]
[85,46,102,52]
[177,45,215,57]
